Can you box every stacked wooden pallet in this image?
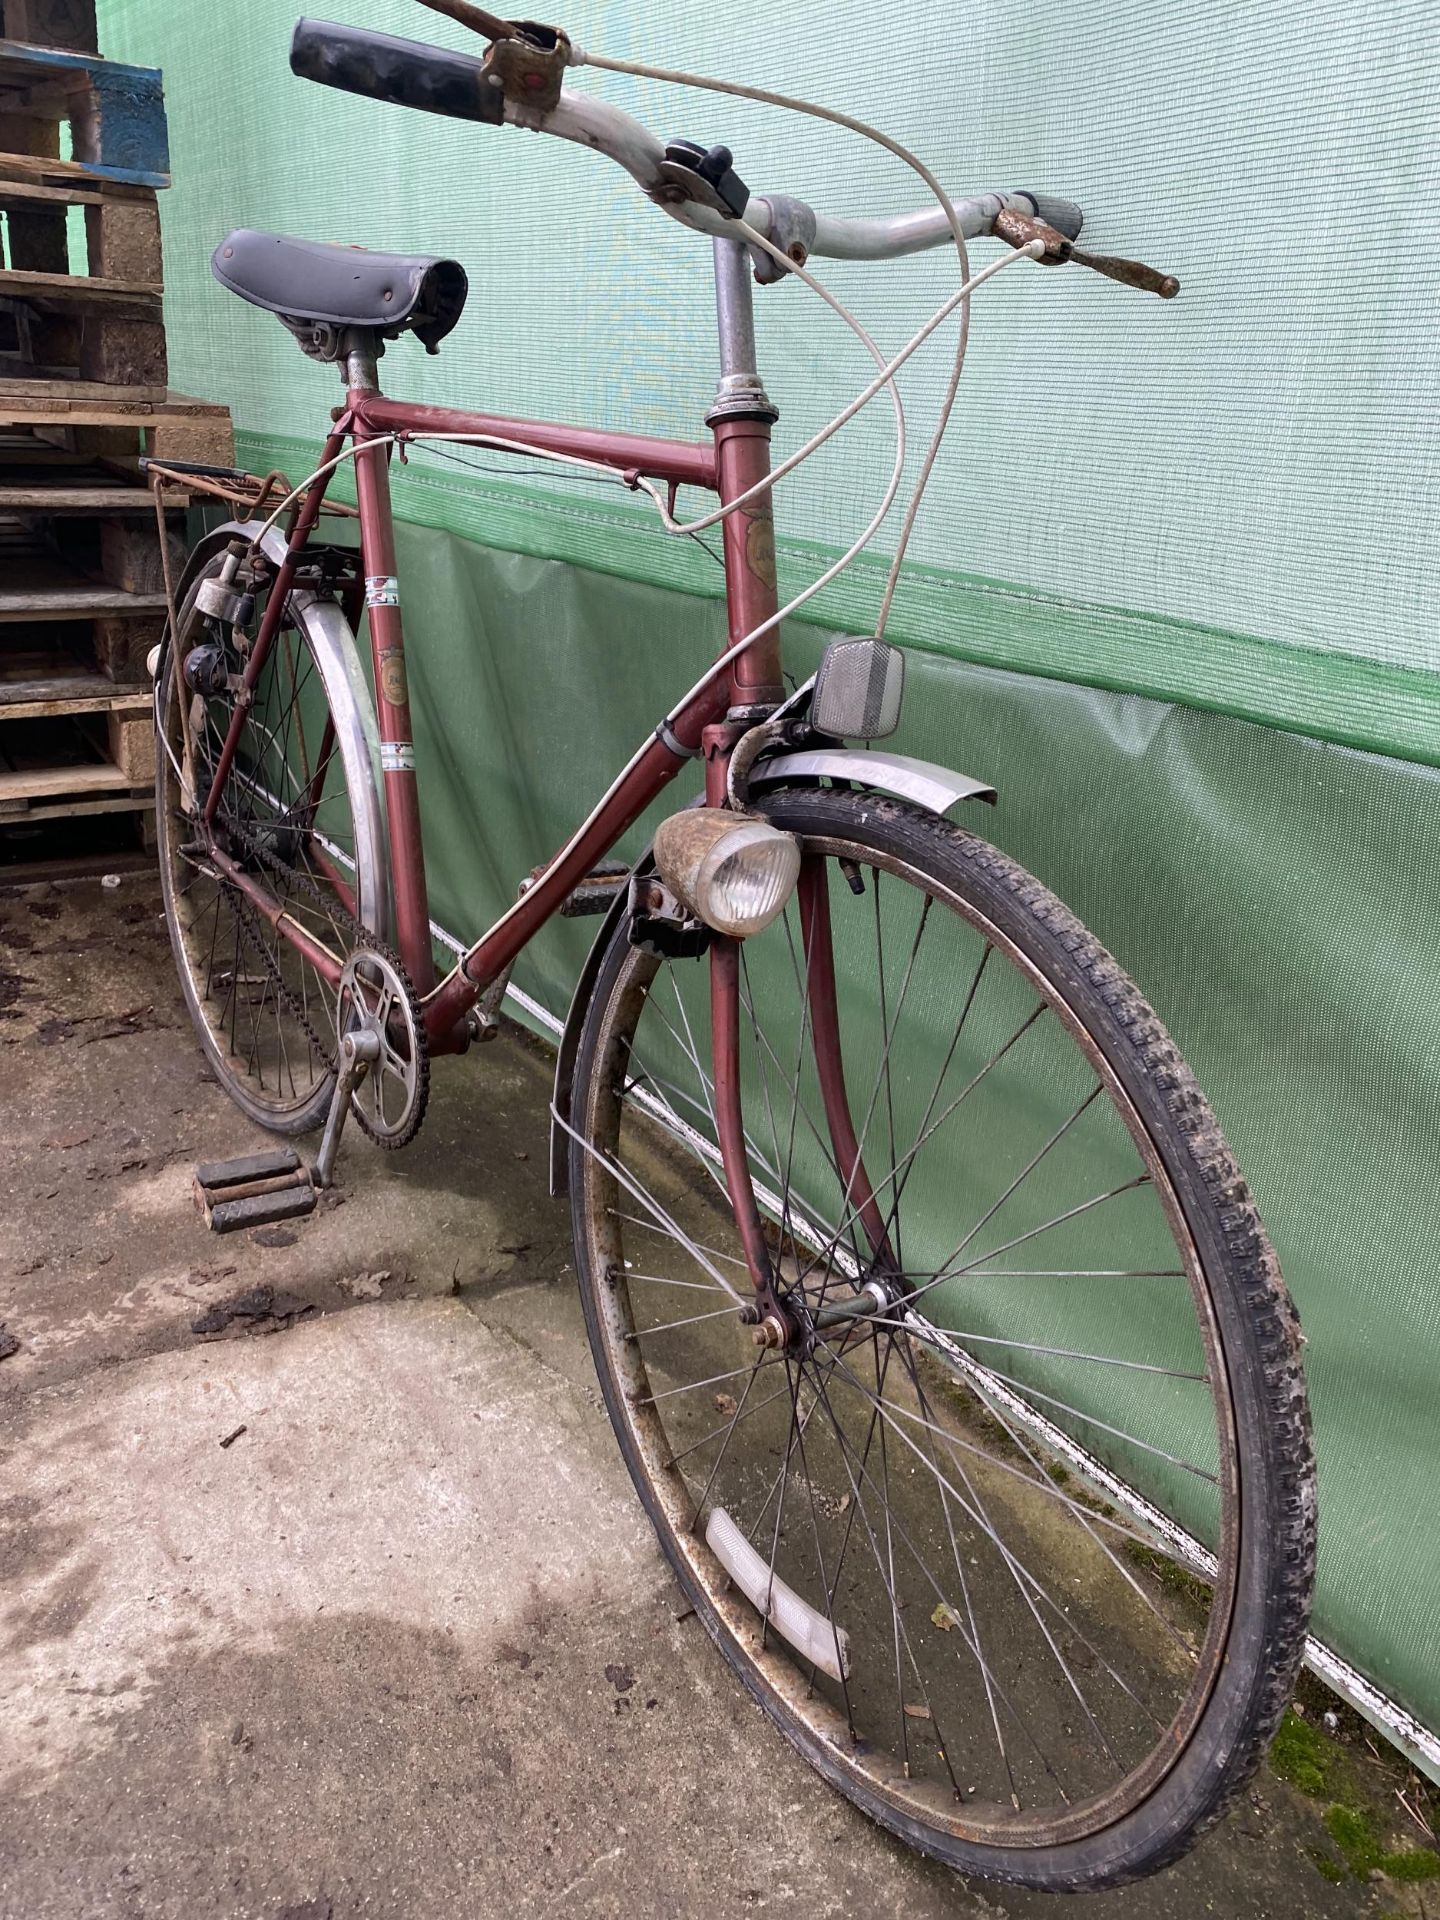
[0,0,233,831]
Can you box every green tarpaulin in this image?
[97,0,1440,1757]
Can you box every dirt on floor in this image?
[0,873,1434,1920]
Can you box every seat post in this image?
[341,328,382,397]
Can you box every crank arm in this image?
[313,1028,381,1189]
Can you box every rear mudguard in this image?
[548,748,996,1195]
[152,518,394,944]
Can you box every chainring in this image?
[171,628,431,1153]
[337,947,430,1149]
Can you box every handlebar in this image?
[291,16,1176,294]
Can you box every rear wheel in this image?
[567,788,1314,1890]
[156,548,386,1134]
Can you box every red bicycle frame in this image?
[199,236,881,1314]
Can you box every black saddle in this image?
[211,228,467,356]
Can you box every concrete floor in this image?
[0,875,1385,1919]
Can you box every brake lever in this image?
[415,0,573,110]
[993,206,1179,298]
[414,0,518,39]
[1069,248,1179,299]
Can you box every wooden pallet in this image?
[0,427,191,504]
[0,171,162,294]
[0,620,155,821]
[0,30,168,382]
[0,502,173,687]
[0,386,233,461]
[0,3,97,58]
[0,690,152,820]
[0,2,222,841]
[0,467,188,510]
[0,38,168,185]
[0,231,168,382]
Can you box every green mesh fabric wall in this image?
[95,0,1440,1748]
[104,0,1440,759]
[365,524,1440,1746]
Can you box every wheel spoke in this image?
[564,806,1285,1864]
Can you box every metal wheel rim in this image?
[156,574,377,1122]
[574,830,1242,1851]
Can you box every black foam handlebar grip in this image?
[290,17,505,125]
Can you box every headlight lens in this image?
[653,811,801,938]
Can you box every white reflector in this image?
[705,1505,850,1682]
[812,636,905,740]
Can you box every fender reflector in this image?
[812,635,904,740]
[705,1506,851,1682]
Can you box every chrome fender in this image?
[751,747,996,811]
[549,851,652,1198]
[154,518,394,946]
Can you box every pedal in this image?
[560,861,631,917]
[193,1148,316,1234]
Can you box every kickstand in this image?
[193,1029,380,1232]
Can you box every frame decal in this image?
[366,575,401,608]
[378,649,409,708]
[380,741,417,773]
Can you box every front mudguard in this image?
[547,749,996,1196]
[749,747,995,812]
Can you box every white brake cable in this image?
[232,235,1038,987]
[660,228,1033,540]
[230,48,1044,981]
[570,45,980,634]
[245,240,1036,659]
[248,55,1020,607]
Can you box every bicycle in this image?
[150,2,1316,1892]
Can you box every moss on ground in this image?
[1269,1700,1439,1893]
[1119,1538,1212,1611]
[1320,1803,1440,1883]
[1270,1708,1334,1797]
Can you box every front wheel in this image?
[567,788,1314,1891]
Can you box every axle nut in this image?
[751,1314,789,1351]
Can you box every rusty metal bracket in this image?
[481,20,572,112]
[994,205,1074,263]
[140,460,358,521]
[749,194,818,286]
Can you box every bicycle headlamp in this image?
[653,810,800,939]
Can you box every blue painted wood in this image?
[0,39,169,186]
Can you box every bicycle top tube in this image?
[289,16,1084,263]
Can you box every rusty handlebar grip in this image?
[1070,247,1180,299]
[414,0,516,40]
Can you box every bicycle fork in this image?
[702,235,893,1345]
